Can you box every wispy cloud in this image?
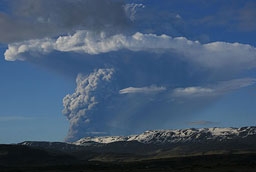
[0,116,34,122]
[172,77,256,98]
[215,78,256,93]
[173,87,213,97]
[119,86,166,94]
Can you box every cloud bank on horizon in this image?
[2,0,256,141]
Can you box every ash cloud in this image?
[4,29,256,142]
[0,0,128,43]
[5,31,256,71]
[193,1,256,32]
[124,3,145,22]
[62,68,115,141]
[2,1,256,142]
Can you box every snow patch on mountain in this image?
[74,126,256,145]
[74,136,129,145]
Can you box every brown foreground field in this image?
[2,139,256,172]
[1,153,256,172]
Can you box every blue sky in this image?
[0,46,72,143]
[0,0,256,143]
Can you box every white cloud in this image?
[173,87,214,97]
[172,78,256,98]
[5,30,256,70]
[4,38,55,61]
[119,86,166,94]
[215,78,256,93]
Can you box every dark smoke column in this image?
[62,68,115,142]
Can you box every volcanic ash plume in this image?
[62,68,115,142]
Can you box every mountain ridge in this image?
[17,126,256,157]
[2,126,256,171]
[74,126,256,145]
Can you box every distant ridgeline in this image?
[74,126,256,145]
[1,126,256,171]
[17,126,256,155]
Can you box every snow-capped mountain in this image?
[19,126,256,156]
[5,126,256,170]
[17,126,256,162]
[74,126,256,145]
